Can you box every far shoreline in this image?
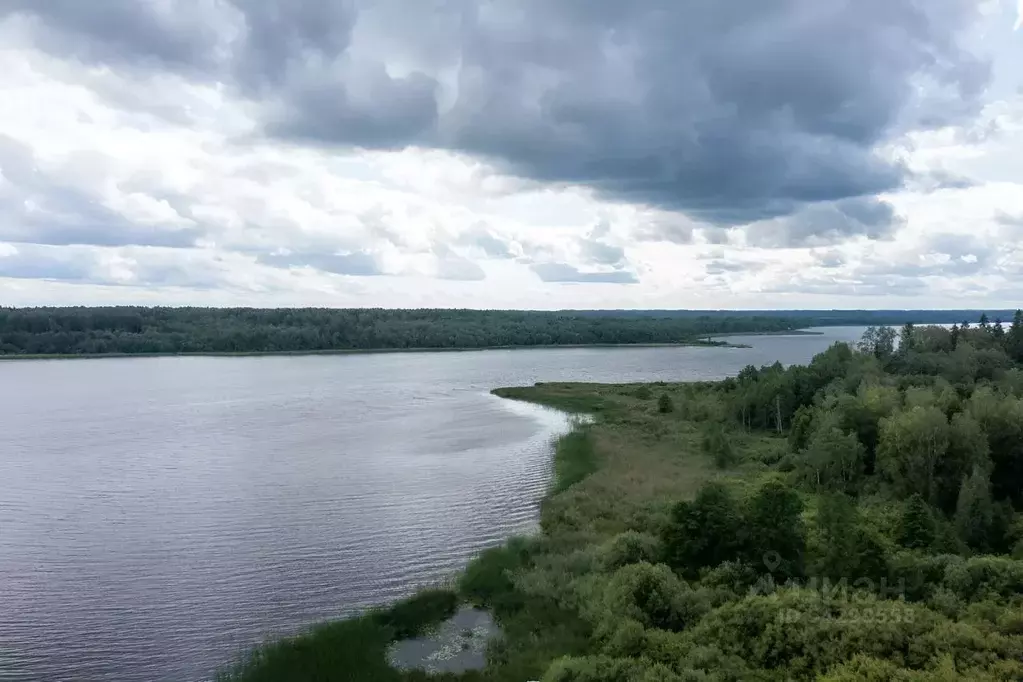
[0,339,756,361]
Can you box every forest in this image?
[219,310,1023,681]
[0,307,803,355]
[1,306,1017,357]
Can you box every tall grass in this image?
[551,429,599,494]
[215,590,464,682]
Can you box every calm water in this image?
[0,327,866,681]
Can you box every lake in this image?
[0,326,868,681]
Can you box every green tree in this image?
[813,494,890,585]
[858,326,897,362]
[937,413,990,513]
[876,406,950,503]
[661,482,744,576]
[955,466,994,553]
[657,394,674,414]
[800,424,866,494]
[788,404,816,452]
[899,323,915,353]
[900,493,936,550]
[1008,309,1023,362]
[743,478,806,580]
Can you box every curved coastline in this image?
[215,388,588,682]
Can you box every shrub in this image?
[599,532,661,571]
[658,394,674,414]
[701,423,737,469]
[601,562,705,632]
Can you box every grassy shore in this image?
[0,340,749,361]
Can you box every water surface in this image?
[0,327,865,681]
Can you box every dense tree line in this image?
[0,307,810,355]
[569,309,1018,325]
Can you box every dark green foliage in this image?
[633,386,652,400]
[0,307,806,356]
[661,482,744,577]
[743,479,806,580]
[955,467,995,553]
[657,394,674,414]
[900,494,936,550]
[812,495,889,585]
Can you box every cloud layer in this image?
[1,0,1022,307]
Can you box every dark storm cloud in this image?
[4,0,988,231]
[0,0,233,72]
[531,263,638,284]
[744,198,904,248]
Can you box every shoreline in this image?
[215,386,593,681]
[0,340,752,361]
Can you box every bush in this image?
[599,532,661,571]
[459,537,533,612]
[600,562,705,632]
[658,394,674,414]
[701,423,737,469]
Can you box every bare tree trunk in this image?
[775,395,783,434]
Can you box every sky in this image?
[1,0,1022,310]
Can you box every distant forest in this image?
[568,309,1022,325]
[0,307,1018,356]
[0,307,802,356]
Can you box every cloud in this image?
[258,250,385,277]
[456,225,518,259]
[0,1,237,73]
[0,244,96,282]
[434,253,486,281]
[3,0,990,231]
[743,198,905,248]
[704,259,765,276]
[531,262,638,284]
[0,135,203,248]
